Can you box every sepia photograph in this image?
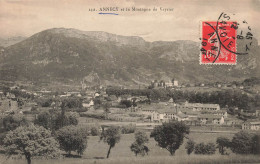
[0,0,260,164]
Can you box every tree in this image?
[194,142,216,155]
[150,121,190,155]
[34,111,52,130]
[34,110,79,131]
[252,134,260,155]
[120,100,132,108]
[100,126,121,158]
[90,126,100,136]
[216,137,230,155]
[2,114,29,131]
[121,124,136,134]
[231,131,254,154]
[185,139,195,155]
[103,102,111,119]
[4,124,60,164]
[56,125,88,156]
[130,131,149,156]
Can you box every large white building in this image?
[198,114,225,125]
[151,108,188,123]
[178,102,220,111]
[242,121,260,131]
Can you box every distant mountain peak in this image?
[42,28,147,47]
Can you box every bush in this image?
[120,100,132,108]
[37,98,52,107]
[216,137,231,155]
[130,131,149,156]
[2,114,29,131]
[90,126,100,136]
[79,113,105,119]
[185,139,195,155]
[0,132,7,145]
[56,125,88,156]
[194,142,216,155]
[231,131,254,154]
[252,134,260,155]
[35,111,79,131]
[121,124,136,134]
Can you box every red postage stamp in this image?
[200,21,237,64]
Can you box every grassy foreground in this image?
[1,155,260,164]
[0,132,259,164]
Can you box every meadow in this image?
[1,131,259,164]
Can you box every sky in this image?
[0,0,259,42]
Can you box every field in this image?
[1,131,259,164]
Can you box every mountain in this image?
[0,28,259,87]
[0,36,27,47]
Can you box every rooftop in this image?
[244,121,260,125]
[198,114,223,119]
[185,103,220,108]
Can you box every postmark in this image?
[200,12,253,65]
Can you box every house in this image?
[198,114,225,125]
[224,118,243,126]
[201,110,228,118]
[183,102,220,111]
[152,78,178,88]
[179,108,200,119]
[165,80,173,87]
[174,112,189,121]
[142,108,157,115]
[168,98,174,103]
[242,121,260,130]
[82,99,94,108]
[94,92,100,98]
[151,108,188,122]
[151,111,165,122]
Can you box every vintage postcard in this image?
[0,0,259,164]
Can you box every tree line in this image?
[2,119,260,164]
[106,88,259,111]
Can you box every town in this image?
[1,77,259,132]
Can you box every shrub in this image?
[121,124,136,134]
[91,126,100,136]
[252,134,260,155]
[2,114,29,131]
[231,131,254,154]
[120,100,132,108]
[194,142,216,155]
[185,139,195,155]
[35,111,79,131]
[216,137,231,155]
[130,131,149,156]
[56,125,88,156]
[79,113,105,119]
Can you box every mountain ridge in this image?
[0,28,259,86]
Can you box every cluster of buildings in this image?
[1,84,260,131]
[151,79,178,88]
[146,102,227,125]
[143,101,260,130]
